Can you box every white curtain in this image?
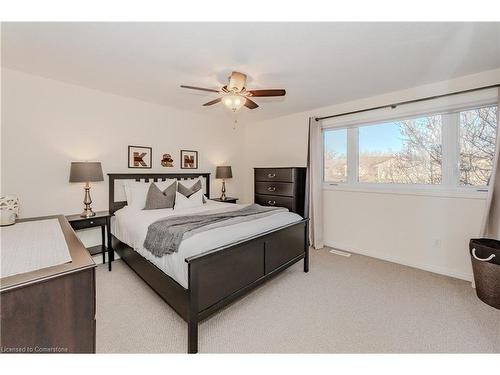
[308,117,324,249]
[480,88,500,238]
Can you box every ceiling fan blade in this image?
[202,98,222,106]
[244,98,259,109]
[248,89,286,97]
[180,85,220,93]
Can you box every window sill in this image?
[322,183,488,200]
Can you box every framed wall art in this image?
[180,150,198,169]
[128,145,152,169]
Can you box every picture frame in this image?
[128,145,152,169]
[180,150,198,169]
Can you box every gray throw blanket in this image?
[143,204,286,257]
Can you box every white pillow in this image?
[124,181,151,209]
[174,189,203,210]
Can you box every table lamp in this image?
[69,161,104,217]
[215,166,232,200]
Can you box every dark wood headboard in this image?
[108,173,211,214]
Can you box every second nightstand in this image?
[66,211,112,265]
[211,197,238,204]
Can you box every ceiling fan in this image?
[180,71,286,112]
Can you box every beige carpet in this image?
[95,248,500,353]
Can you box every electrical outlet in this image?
[433,239,442,249]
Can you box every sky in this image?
[359,123,404,152]
[324,122,404,156]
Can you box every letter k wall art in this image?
[128,146,152,169]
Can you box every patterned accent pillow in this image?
[143,181,177,210]
[178,180,206,203]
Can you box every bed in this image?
[107,173,309,353]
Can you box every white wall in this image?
[243,68,500,281]
[323,191,485,280]
[1,68,245,247]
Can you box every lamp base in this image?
[80,209,96,218]
[80,183,96,217]
[220,180,227,200]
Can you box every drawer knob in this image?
[90,221,94,224]
[268,200,276,205]
[267,173,276,178]
[267,186,276,192]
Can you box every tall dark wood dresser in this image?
[1,215,96,353]
[254,167,307,217]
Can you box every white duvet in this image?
[111,200,302,288]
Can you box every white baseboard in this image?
[324,242,473,282]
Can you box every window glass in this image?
[358,116,442,184]
[322,103,497,191]
[324,129,347,183]
[459,106,498,186]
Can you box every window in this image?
[324,128,347,183]
[323,103,498,193]
[359,115,442,184]
[459,106,497,186]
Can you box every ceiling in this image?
[2,22,500,121]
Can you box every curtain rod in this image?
[315,83,500,122]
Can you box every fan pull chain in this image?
[232,113,239,130]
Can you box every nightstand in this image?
[211,197,238,204]
[66,211,112,266]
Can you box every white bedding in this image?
[111,200,302,288]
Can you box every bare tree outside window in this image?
[459,106,497,186]
[359,115,442,184]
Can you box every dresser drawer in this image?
[69,216,107,230]
[255,194,295,211]
[255,168,294,182]
[255,182,294,197]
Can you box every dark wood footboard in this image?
[111,219,309,353]
[186,219,308,353]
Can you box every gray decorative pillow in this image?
[143,181,176,210]
[178,180,206,203]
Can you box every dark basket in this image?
[469,238,500,310]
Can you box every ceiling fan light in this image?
[223,94,246,112]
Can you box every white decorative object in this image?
[0,195,19,226]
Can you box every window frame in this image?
[322,96,497,199]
